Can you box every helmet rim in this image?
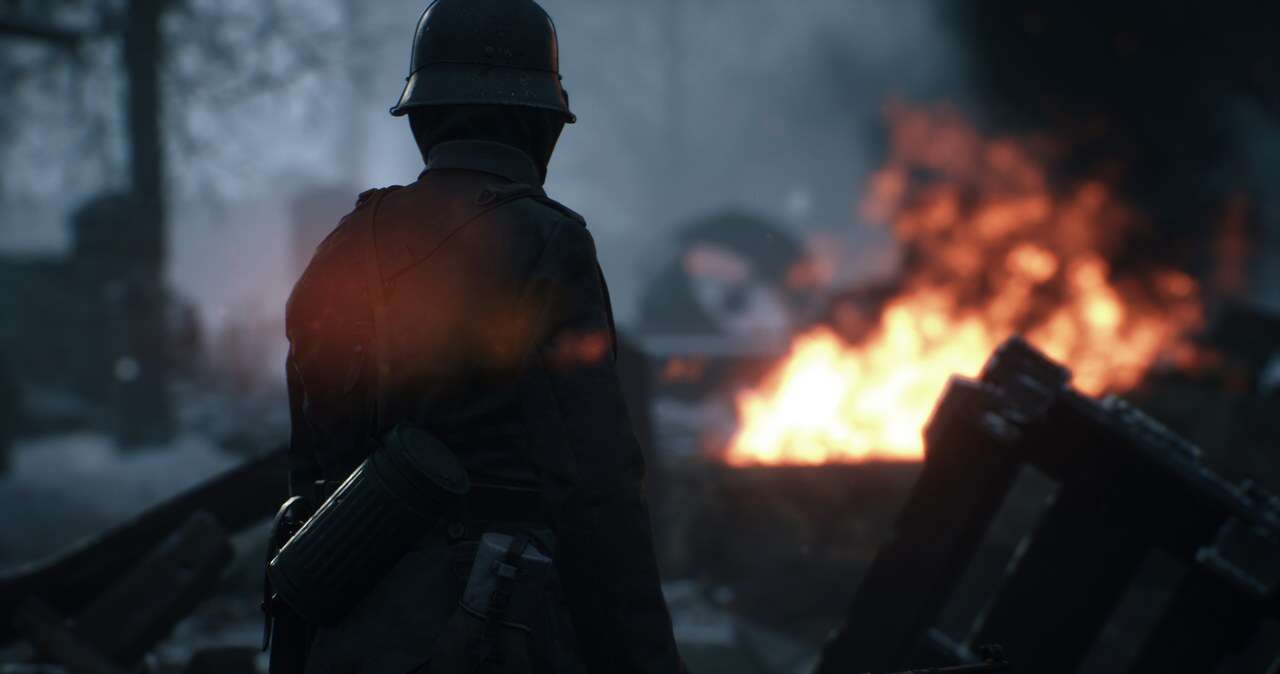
[390,63,575,122]
[390,0,574,122]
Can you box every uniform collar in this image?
[422,140,543,186]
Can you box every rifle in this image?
[876,645,1009,674]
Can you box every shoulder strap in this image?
[356,188,394,435]
[357,182,550,433]
[381,182,546,288]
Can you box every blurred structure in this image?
[634,211,815,483]
[1,0,346,445]
[0,194,182,444]
[637,211,812,342]
[1,0,174,446]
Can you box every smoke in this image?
[0,0,972,388]
[7,1,1279,338]
[146,1,978,332]
[540,0,973,324]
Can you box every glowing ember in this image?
[727,102,1202,465]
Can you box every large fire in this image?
[726,103,1202,465]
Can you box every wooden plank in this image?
[74,511,233,664]
[10,598,126,674]
[815,380,1021,674]
[0,447,287,644]
[0,19,83,45]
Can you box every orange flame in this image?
[726,103,1202,465]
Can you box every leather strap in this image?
[357,188,394,434]
[480,533,532,666]
[358,182,549,434]
[383,182,546,289]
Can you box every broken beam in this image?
[0,447,288,644]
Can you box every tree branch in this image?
[0,17,85,46]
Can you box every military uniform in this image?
[285,141,684,673]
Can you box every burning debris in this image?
[728,103,1202,465]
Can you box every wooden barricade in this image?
[816,338,1280,674]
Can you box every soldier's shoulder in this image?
[314,185,404,250]
[354,187,381,208]
[529,193,587,227]
[353,184,405,212]
[479,187,587,240]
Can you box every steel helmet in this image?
[390,0,575,122]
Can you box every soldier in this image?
[268,1,688,673]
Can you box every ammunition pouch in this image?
[430,532,554,674]
[268,425,470,625]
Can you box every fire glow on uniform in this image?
[726,102,1203,465]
